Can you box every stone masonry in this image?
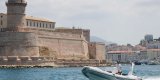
[0,0,106,66]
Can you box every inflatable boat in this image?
[82,63,142,80]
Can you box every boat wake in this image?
[143,77,160,80]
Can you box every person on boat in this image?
[112,62,122,75]
[115,62,122,75]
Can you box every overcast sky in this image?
[1,0,160,45]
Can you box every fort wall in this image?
[0,32,39,56]
[37,30,89,60]
[54,28,90,42]
[89,42,106,60]
[95,43,106,60]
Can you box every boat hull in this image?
[82,66,142,80]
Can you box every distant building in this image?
[107,51,135,63]
[140,39,148,47]
[145,34,153,42]
[106,44,147,63]
[147,49,160,60]
[107,50,149,63]
[147,41,160,49]
[140,35,160,49]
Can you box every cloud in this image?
[1,0,160,45]
[0,0,6,13]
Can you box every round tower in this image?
[6,0,27,31]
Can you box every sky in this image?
[1,0,160,45]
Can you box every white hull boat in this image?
[82,67,142,80]
[82,65,142,80]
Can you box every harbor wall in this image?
[0,56,107,67]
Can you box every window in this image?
[0,20,2,25]
[37,22,38,27]
[46,24,48,28]
[27,21,29,26]
[118,55,121,61]
[50,24,52,28]
[40,23,41,27]
[53,23,54,28]
[30,21,32,26]
[43,23,44,28]
[33,22,35,27]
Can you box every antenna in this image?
[128,62,135,76]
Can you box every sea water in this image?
[0,65,159,80]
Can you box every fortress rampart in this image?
[0,0,107,67]
[54,28,90,42]
[36,29,89,60]
[0,32,39,56]
[0,27,89,60]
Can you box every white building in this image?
[147,41,160,49]
[107,51,135,63]
[147,49,160,60]
[107,50,148,63]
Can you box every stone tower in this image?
[6,0,27,31]
[0,0,39,57]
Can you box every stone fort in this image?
[0,0,106,66]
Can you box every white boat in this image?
[82,63,142,80]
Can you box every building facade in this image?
[107,51,135,63]
[106,44,148,63]
[0,13,56,29]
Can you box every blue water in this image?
[0,65,159,80]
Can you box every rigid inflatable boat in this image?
[82,63,142,80]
